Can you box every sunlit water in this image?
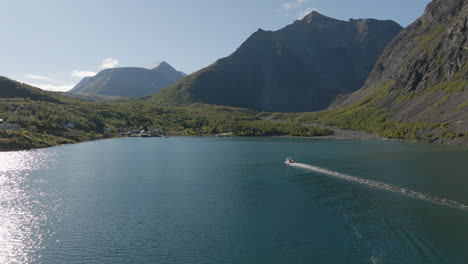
[1,137,467,263]
[0,151,62,263]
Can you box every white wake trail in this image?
[290,163,468,211]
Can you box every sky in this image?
[0,0,431,92]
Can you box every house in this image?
[0,123,22,131]
[151,127,166,136]
[140,130,149,137]
[0,118,4,124]
[131,128,139,134]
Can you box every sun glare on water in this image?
[0,150,60,263]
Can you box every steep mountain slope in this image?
[154,11,402,112]
[70,61,185,97]
[298,0,468,142]
[331,0,467,132]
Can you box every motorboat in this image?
[285,157,295,165]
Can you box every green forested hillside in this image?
[0,77,332,151]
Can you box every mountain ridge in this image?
[339,0,467,127]
[0,76,61,102]
[300,0,468,142]
[153,11,402,112]
[69,61,185,97]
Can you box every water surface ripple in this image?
[290,162,468,211]
[1,137,467,263]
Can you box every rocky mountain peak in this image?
[154,12,402,112]
[300,10,343,26]
[337,0,468,133]
[155,61,170,69]
[145,61,171,70]
[421,0,465,25]
[70,61,184,97]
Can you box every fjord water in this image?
[1,138,468,263]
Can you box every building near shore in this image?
[0,123,22,131]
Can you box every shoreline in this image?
[2,129,467,153]
[307,126,385,140]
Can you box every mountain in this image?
[323,0,468,138]
[0,76,60,102]
[154,11,402,112]
[69,61,185,97]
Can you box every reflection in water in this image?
[0,150,60,263]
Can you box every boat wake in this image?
[290,162,468,212]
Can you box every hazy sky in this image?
[0,0,431,91]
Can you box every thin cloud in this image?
[282,0,308,11]
[24,82,74,92]
[282,3,293,10]
[24,74,57,83]
[71,70,97,78]
[71,57,118,79]
[100,57,119,69]
[24,57,119,91]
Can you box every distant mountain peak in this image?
[304,10,321,18]
[70,61,184,97]
[301,10,340,24]
[145,62,161,70]
[154,12,402,112]
[145,61,170,70]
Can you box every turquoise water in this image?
[1,137,468,263]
